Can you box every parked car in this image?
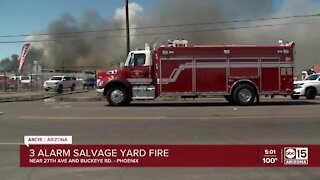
[82,77,96,89]
[20,76,32,84]
[43,76,76,92]
[0,75,14,89]
[11,75,32,83]
[11,75,35,89]
[20,76,32,88]
[11,76,23,81]
[292,73,320,99]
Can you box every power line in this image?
[134,19,320,37]
[1,18,320,44]
[0,13,320,38]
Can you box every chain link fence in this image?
[0,71,94,93]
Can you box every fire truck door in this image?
[125,53,151,84]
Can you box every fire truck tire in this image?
[224,95,234,104]
[305,87,316,99]
[106,86,129,106]
[232,84,256,105]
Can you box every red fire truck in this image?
[97,40,295,106]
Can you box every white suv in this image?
[44,76,76,92]
[292,73,320,99]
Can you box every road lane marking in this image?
[0,112,3,115]
[18,115,320,120]
[50,105,72,109]
[19,116,167,120]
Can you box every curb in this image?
[48,96,103,102]
[0,90,89,103]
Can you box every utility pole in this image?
[125,0,130,54]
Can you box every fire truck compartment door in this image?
[160,59,193,93]
[195,58,227,93]
[261,59,280,92]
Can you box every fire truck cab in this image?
[97,40,295,106]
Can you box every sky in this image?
[1,0,320,73]
[0,0,152,59]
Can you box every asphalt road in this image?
[0,92,320,180]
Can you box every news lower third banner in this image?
[20,145,320,167]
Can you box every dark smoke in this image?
[0,54,19,72]
[138,0,320,72]
[1,0,319,73]
[27,0,276,70]
[137,0,275,45]
[27,11,125,69]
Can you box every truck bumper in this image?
[96,88,104,96]
[43,85,59,90]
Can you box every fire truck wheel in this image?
[106,86,129,106]
[232,84,256,105]
[305,88,316,99]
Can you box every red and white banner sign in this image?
[20,145,320,167]
[18,43,31,73]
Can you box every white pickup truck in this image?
[43,76,76,92]
[292,73,320,99]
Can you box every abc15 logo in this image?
[284,147,308,160]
